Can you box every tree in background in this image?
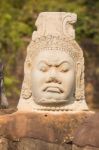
[0,0,99,108]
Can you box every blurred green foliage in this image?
[0,0,99,102]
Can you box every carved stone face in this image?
[32,50,75,105]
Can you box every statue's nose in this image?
[49,68,57,77]
[46,68,61,84]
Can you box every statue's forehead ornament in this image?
[27,36,83,63]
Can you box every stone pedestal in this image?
[0,111,95,150]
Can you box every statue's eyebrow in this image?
[38,60,72,67]
[57,61,71,67]
[38,61,50,66]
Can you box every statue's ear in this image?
[75,61,85,101]
[24,59,32,75]
[21,59,32,100]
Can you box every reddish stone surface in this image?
[0,111,93,144]
[73,112,99,148]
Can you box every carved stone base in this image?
[0,111,95,149]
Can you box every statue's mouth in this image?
[43,85,64,94]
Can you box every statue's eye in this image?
[38,63,48,72]
[59,64,69,73]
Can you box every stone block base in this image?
[0,111,96,149]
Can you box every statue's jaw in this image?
[33,96,75,106]
[17,96,88,112]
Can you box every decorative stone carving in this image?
[17,12,88,111]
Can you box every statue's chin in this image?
[33,98,72,106]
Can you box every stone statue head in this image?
[18,12,88,111]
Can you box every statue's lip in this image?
[43,85,64,93]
